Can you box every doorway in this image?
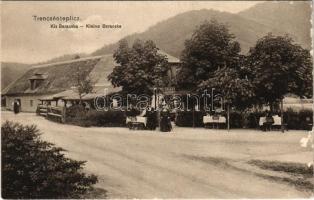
[15,98,21,112]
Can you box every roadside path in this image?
[2,112,312,198]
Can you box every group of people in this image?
[126,105,172,132]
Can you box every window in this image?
[1,97,6,107]
[29,73,46,90]
[30,100,33,107]
[30,80,36,90]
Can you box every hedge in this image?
[175,111,244,128]
[175,109,313,130]
[284,109,313,130]
[66,108,126,127]
[246,109,313,130]
[175,111,205,127]
[65,105,312,130]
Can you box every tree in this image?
[246,34,313,107]
[74,68,94,104]
[246,34,312,132]
[1,121,98,198]
[178,19,241,90]
[198,67,255,130]
[108,39,169,95]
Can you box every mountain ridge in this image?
[91,2,311,57]
[2,2,311,90]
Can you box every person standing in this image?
[160,107,172,132]
[13,100,20,114]
[146,107,157,130]
[264,110,274,131]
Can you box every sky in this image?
[1,1,261,64]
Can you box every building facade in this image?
[2,51,181,112]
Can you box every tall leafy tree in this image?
[178,19,250,126]
[246,34,313,107]
[199,67,255,110]
[178,19,241,90]
[198,67,255,130]
[108,39,169,95]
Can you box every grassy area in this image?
[248,160,313,178]
[258,174,314,192]
[248,159,314,193]
[185,155,314,194]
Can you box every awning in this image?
[39,85,121,101]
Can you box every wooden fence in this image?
[36,105,66,123]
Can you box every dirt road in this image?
[2,112,312,198]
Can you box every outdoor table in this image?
[126,116,147,130]
[259,115,281,126]
[136,116,147,126]
[273,115,281,126]
[259,115,287,131]
[259,117,266,126]
[203,115,226,129]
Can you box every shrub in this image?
[246,112,264,128]
[284,109,300,130]
[284,109,313,130]
[299,109,313,130]
[66,104,86,119]
[66,109,126,127]
[84,110,127,127]
[1,121,98,199]
[175,111,205,127]
[229,112,244,128]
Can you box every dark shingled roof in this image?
[3,50,180,96]
[3,56,105,96]
[38,85,121,101]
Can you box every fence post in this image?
[46,104,48,118]
[61,107,66,123]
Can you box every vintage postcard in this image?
[1,1,313,199]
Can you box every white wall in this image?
[5,95,49,112]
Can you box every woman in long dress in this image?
[160,107,172,132]
[146,107,157,130]
[13,100,20,114]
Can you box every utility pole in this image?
[211,88,215,112]
[154,88,157,109]
[227,103,230,132]
[281,98,284,133]
[192,102,195,128]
